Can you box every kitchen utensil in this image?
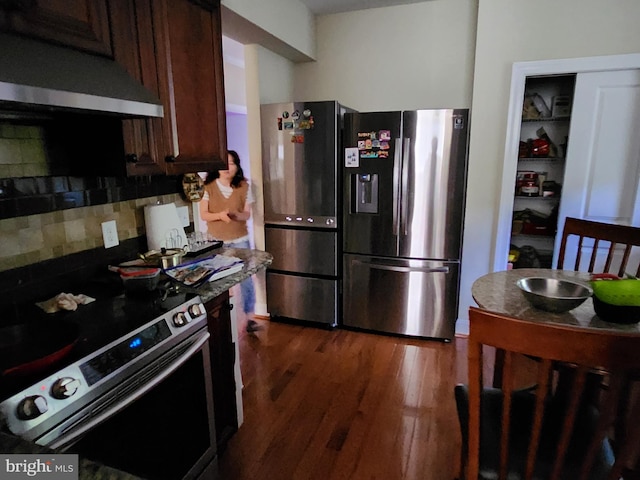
[108,265,161,292]
[0,320,79,377]
[516,277,592,313]
[108,265,160,277]
[143,203,188,252]
[165,228,184,249]
[140,247,186,269]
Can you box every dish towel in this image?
[36,293,96,314]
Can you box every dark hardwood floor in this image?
[219,313,480,479]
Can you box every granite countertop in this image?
[472,268,640,333]
[182,247,273,302]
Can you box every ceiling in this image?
[297,0,432,15]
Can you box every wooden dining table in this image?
[471,267,640,334]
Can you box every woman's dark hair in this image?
[204,150,246,188]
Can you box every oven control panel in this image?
[0,296,207,440]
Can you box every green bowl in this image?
[592,296,640,324]
[590,279,640,306]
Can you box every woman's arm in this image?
[228,202,251,222]
[199,199,231,223]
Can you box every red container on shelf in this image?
[529,138,550,157]
[522,222,552,236]
[520,172,539,197]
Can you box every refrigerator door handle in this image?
[392,138,402,236]
[401,137,411,236]
[354,259,450,274]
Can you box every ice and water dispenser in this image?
[352,173,378,214]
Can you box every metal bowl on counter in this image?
[139,248,186,269]
[516,277,592,313]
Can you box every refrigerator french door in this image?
[261,101,350,327]
[343,109,469,340]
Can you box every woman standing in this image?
[199,150,256,320]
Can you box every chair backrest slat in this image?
[550,366,588,480]
[557,217,640,276]
[579,373,627,480]
[499,351,514,480]
[525,358,553,480]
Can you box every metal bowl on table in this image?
[516,277,592,313]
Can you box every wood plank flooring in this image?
[219,315,476,480]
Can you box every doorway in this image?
[495,53,640,273]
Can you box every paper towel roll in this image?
[144,203,188,251]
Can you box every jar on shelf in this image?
[520,172,539,197]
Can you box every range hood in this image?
[0,33,164,118]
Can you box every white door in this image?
[554,69,640,269]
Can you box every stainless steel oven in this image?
[0,295,218,480]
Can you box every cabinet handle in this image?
[165,155,176,163]
[226,301,234,311]
[125,153,138,164]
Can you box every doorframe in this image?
[494,53,640,272]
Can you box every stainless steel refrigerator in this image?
[343,109,469,340]
[261,101,353,327]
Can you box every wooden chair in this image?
[455,307,640,480]
[556,216,640,462]
[557,217,640,277]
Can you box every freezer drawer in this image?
[267,272,338,326]
[342,254,459,340]
[265,226,338,276]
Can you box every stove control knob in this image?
[173,311,189,327]
[51,377,80,400]
[17,395,48,420]
[188,303,204,317]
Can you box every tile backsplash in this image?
[0,123,49,178]
[0,117,198,312]
[0,193,189,272]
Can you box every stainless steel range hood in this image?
[0,33,164,118]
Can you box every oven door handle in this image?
[47,330,211,450]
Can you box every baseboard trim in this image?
[455,318,469,336]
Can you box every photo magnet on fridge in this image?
[345,147,359,167]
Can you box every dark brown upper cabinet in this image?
[0,0,113,56]
[110,0,228,176]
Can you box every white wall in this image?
[241,45,297,316]
[224,37,293,316]
[222,0,315,61]
[459,0,640,328]
[294,0,477,111]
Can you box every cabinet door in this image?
[109,0,168,175]
[204,290,239,451]
[2,0,112,56]
[110,0,227,176]
[162,0,228,174]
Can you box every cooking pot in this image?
[140,247,186,269]
[0,319,79,377]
